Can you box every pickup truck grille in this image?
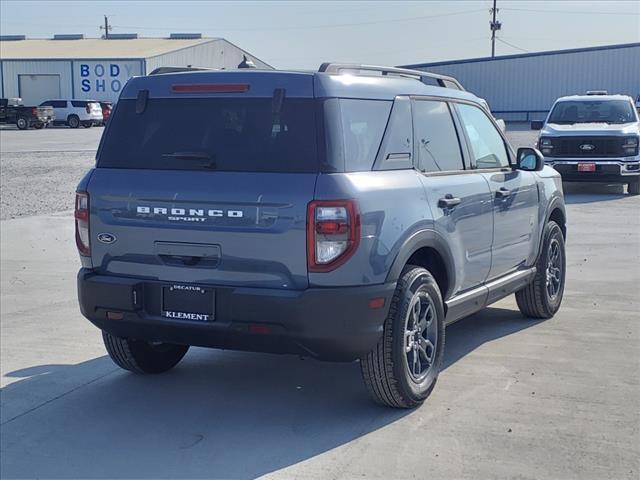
[550,136,629,158]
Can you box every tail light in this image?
[85,104,91,114]
[32,107,38,116]
[75,192,90,256]
[307,200,359,272]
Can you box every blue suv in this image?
[76,64,566,408]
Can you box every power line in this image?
[501,7,640,16]
[496,37,529,53]
[111,8,486,32]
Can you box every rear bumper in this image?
[77,269,395,361]
[546,159,640,183]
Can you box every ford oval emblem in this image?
[579,144,595,151]
[97,233,117,244]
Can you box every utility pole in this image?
[100,15,112,39]
[489,0,501,57]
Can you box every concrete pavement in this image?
[1,184,638,479]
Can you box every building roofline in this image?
[400,42,640,69]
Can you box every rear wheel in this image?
[628,179,640,195]
[360,266,445,408]
[82,123,92,129]
[67,115,80,128]
[102,331,189,374]
[516,220,565,318]
[16,117,28,130]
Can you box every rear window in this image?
[97,97,319,172]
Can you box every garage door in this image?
[18,75,61,105]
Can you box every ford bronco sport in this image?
[537,92,640,194]
[76,64,567,408]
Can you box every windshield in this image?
[548,100,636,125]
[98,97,319,172]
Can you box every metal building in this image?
[402,42,640,122]
[0,34,272,104]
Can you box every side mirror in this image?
[531,120,544,130]
[516,147,544,171]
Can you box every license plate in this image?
[577,163,596,172]
[162,285,214,321]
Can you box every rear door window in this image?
[374,96,413,170]
[98,97,319,172]
[413,99,465,172]
[71,100,87,108]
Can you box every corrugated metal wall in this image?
[409,44,640,121]
[1,60,73,103]
[145,39,271,73]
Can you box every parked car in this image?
[636,94,639,113]
[536,91,640,194]
[97,101,113,125]
[41,99,103,128]
[76,65,566,408]
[0,97,54,130]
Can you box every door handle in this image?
[438,195,462,209]
[496,187,512,198]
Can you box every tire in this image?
[33,122,44,129]
[67,115,80,128]
[516,220,566,319]
[628,179,640,195]
[82,123,92,129]
[102,331,189,374]
[16,117,28,130]
[361,266,445,408]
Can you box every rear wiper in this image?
[162,152,217,169]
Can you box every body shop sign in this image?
[73,61,142,100]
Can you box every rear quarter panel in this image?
[310,170,433,287]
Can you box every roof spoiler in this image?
[148,66,215,75]
[318,63,465,91]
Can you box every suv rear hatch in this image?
[86,71,319,290]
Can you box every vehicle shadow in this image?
[563,182,629,204]
[1,306,538,479]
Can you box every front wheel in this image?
[360,266,445,408]
[628,179,640,195]
[102,331,189,374]
[516,220,566,318]
[16,117,28,130]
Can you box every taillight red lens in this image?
[85,104,91,114]
[32,107,37,116]
[75,192,90,256]
[307,200,359,272]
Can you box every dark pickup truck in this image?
[0,98,55,130]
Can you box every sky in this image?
[1,0,639,69]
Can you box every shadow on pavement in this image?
[563,182,630,204]
[1,306,538,479]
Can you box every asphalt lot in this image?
[1,125,639,479]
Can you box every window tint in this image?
[457,103,509,169]
[98,97,319,173]
[324,99,392,172]
[548,100,636,124]
[375,96,413,170]
[71,100,87,108]
[413,100,464,172]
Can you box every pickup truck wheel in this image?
[16,117,28,130]
[628,179,640,195]
[360,266,445,408]
[516,220,565,319]
[67,115,80,128]
[102,331,189,374]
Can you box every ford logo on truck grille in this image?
[579,144,596,151]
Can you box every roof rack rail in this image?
[149,66,215,75]
[318,63,465,91]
